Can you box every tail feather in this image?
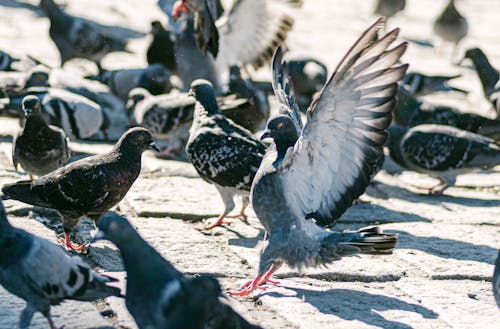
[2,180,52,208]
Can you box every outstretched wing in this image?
[279,18,408,227]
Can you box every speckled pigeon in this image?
[39,0,129,70]
[2,127,159,251]
[0,200,122,329]
[13,95,70,179]
[393,86,500,140]
[401,72,467,96]
[494,251,500,308]
[186,79,267,229]
[94,212,262,329]
[387,124,500,194]
[433,0,468,55]
[147,21,177,74]
[231,18,407,296]
[0,50,19,71]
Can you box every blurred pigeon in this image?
[94,212,261,329]
[2,87,106,139]
[463,48,500,115]
[88,64,172,101]
[232,19,406,295]
[393,86,500,140]
[433,0,468,55]
[2,128,159,251]
[13,96,70,179]
[147,21,177,74]
[186,79,266,229]
[39,0,129,69]
[0,200,122,329]
[494,251,500,308]
[374,0,405,29]
[401,72,467,96]
[0,50,19,71]
[387,124,500,194]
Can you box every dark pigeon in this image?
[186,79,267,229]
[433,0,468,55]
[39,0,129,70]
[232,19,407,296]
[387,124,500,194]
[374,0,406,18]
[494,251,500,308]
[2,127,159,251]
[13,96,70,179]
[463,48,500,116]
[0,200,122,329]
[401,72,467,96]
[147,21,177,74]
[0,50,19,71]
[393,86,500,140]
[94,212,262,329]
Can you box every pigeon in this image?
[386,124,500,194]
[2,127,159,251]
[147,21,177,74]
[93,212,261,329]
[12,96,70,179]
[0,50,19,72]
[88,64,172,101]
[374,0,405,28]
[2,87,106,140]
[39,0,129,69]
[393,86,500,140]
[231,19,407,296]
[401,72,467,96]
[186,79,267,229]
[0,200,122,329]
[463,48,500,115]
[433,0,468,55]
[494,251,500,308]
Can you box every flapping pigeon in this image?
[39,0,129,69]
[94,212,262,329]
[401,72,467,96]
[463,48,500,115]
[88,64,172,101]
[393,86,500,140]
[2,127,159,251]
[433,0,468,55]
[387,124,500,194]
[231,19,407,296]
[147,21,177,74]
[0,200,122,329]
[186,79,267,229]
[494,251,500,308]
[13,96,70,179]
[0,50,19,71]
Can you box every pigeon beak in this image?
[149,141,160,152]
[260,130,271,141]
[91,230,106,243]
[24,109,32,117]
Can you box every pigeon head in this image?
[151,21,164,35]
[126,88,150,114]
[189,79,219,114]
[22,95,42,118]
[116,127,160,153]
[303,62,327,91]
[25,66,50,88]
[229,65,241,80]
[463,48,483,61]
[94,212,137,246]
[262,115,299,161]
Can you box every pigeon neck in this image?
[273,133,298,165]
[393,87,421,126]
[386,125,408,167]
[468,51,499,97]
[114,141,143,165]
[43,1,72,29]
[196,95,220,116]
[23,112,50,133]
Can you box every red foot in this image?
[226,212,248,220]
[230,264,282,297]
[205,215,230,230]
[58,233,84,252]
[172,0,189,20]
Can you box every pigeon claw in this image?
[172,0,189,20]
[58,233,85,252]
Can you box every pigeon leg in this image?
[226,196,249,220]
[58,233,84,252]
[205,214,231,230]
[19,304,35,329]
[155,146,181,159]
[204,186,236,229]
[230,263,282,296]
[47,317,61,329]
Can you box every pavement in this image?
[0,0,499,328]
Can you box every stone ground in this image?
[0,0,500,328]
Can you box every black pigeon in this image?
[93,212,261,329]
[387,124,500,194]
[147,21,177,73]
[463,48,500,115]
[433,0,468,55]
[39,0,129,69]
[232,19,407,296]
[88,64,172,101]
[13,96,70,179]
[393,86,500,140]
[0,200,121,329]
[0,50,19,72]
[401,72,467,96]
[2,127,159,251]
[494,251,500,308]
[186,79,267,229]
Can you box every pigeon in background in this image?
[13,96,70,179]
[39,0,130,70]
[494,251,500,308]
[147,21,177,74]
[0,50,19,72]
[2,128,159,251]
[393,86,500,140]
[401,72,467,96]
[374,0,405,29]
[386,124,500,194]
[463,48,500,116]
[0,200,122,329]
[186,79,266,229]
[433,0,468,56]
[232,19,406,296]
[94,212,262,329]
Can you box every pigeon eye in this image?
[137,135,145,142]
